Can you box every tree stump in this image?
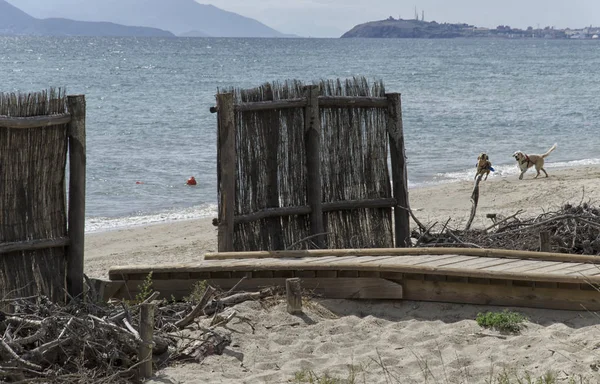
[286,278,302,315]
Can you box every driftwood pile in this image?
[412,203,600,255]
[0,282,275,383]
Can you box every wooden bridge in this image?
[106,248,600,311]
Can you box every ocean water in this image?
[1,37,599,232]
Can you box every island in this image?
[341,16,600,40]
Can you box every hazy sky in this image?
[200,0,600,37]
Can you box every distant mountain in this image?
[0,0,173,36]
[8,0,289,38]
[341,18,470,39]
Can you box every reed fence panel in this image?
[216,77,408,252]
[0,89,85,303]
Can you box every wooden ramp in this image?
[107,248,600,311]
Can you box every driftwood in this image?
[0,284,277,383]
[412,202,600,255]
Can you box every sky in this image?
[198,0,600,37]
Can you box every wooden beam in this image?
[0,113,71,129]
[263,85,284,250]
[235,98,307,112]
[231,96,388,113]
[318,96,388,109]
[0,237,69,255]
[111,278,404,301]
[66,95,86,300]
[400,278,600,311]
[203,247,600,264]
[304,85,325,248]
[217,93,236,252]
[386,93,410,247]
[233,198,397,225]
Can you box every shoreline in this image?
[85,165,600,279]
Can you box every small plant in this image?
[134,271,153,304]
[292,369,344,384]
[476,309,527,333]
[183,280,207,304]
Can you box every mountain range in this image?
[0,0,174,36]
[4,0,290,38]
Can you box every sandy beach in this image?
[85,166,600,383]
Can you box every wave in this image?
[86,203,218,233]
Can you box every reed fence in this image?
[0,89,85,304]
[214,78,409,252]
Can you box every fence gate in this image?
[214,78,409,252]
[0,90,85,304]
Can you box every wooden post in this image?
[385,93,410,247]
[264,85,284,250]
[139,303,155,379]
[286,278,302,314]
[66,95,86,300]
[217,93,236,252]
[539,231,551,252]
[304,85,325,248]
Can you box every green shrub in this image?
[476,310,527,333]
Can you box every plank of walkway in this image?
[439,257,507,269]
[500,260,559,273]
[410,255,478,267]
[481,259,542,272]
[204,247,600,264]
[525,262,582,274]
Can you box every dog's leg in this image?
[519,170,525,180]
[542,168,548,177]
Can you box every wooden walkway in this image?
[107,248,600,310]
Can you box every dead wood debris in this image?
[411,203,600,254]
[0,282,276,383]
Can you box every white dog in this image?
[513,143,557,180]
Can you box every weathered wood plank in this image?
[399,279,600,311]
[304,85,325,248]
[0,113,71,128]
[217,93,236,252]
[0,237,70,255]
[235,98,307,112]
[233,198,398,225]
[114,278,403,301]
[386,93,410,247]
[204,247,600,264]
[66,95,86,300]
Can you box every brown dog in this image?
[475,153,493,180]
[513,143,557,180]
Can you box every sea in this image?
[1,37,599,233]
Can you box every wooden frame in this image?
[215,89,410,251]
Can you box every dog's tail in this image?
[542,143,557,158]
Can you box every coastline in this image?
[85,165,600,279]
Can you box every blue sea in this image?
[1,37,599,232]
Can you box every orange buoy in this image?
[186,176,197,186]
